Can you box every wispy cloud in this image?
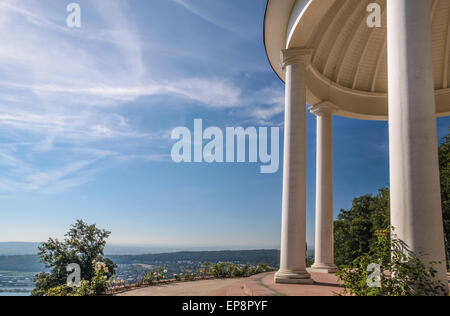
[0,78,242,107]
[172,0,238,34]
[171,0,260,40]
[0,0,151,194]
[232,87,285,126]
[0,0,280,195]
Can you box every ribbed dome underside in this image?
[309,0,450,93]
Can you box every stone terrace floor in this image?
[211,272,343,296]
[117,272,450,296]
[116,272,344,296]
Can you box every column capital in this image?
[281,47,314,69]
[309,102,338,116]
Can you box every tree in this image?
[334,132,449,270]
[32,220,116,296]
[334,188,390,266]
[438,133,450,269]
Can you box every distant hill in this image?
[0,249,281,273]
[0,243,41,256]
[110,249,281,267]
[0,242,280,256]
[0,255,43,272]
[0,242,179,256]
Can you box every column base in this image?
[309,263,338,274]
[274,270,314,284]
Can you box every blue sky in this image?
[0,0,448,249]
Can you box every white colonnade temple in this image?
[264,0,450,289]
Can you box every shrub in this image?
[88,261,111,295]
[44,261,113,296]
[143,266,167,284]
[196,268,208,279]
[173,274,182,281]
[130,262,276,292]
[201,262,274,279]
[337,228,447,296]
[183,273,196,281]
[45,285,72,297]
[32,220,117,296]
[209,262,227,278]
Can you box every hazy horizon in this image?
[0,241,283,256]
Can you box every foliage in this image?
[143,266,167,284]
[173,273,182,281]
[137,262,275,287]
[89,261,112,295]
[334,188,390,266]
[209,262,227,278]
[45,285,71,297]
[439,133,450,270]
[183,272,197,281]
[45,261,113,296]
[334,132,449,270]
[199,262,274,279]
[306,256,314,268]
[32,220,117,296]
[337,229,447,296]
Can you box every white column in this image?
[387,0,448,292]
[310,103,337,274]
[275,48,314,284]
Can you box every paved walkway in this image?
[116,272,450,296]
[211,272,343,296]
[115,278,245,296]
[116,272,344,296]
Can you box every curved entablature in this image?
[264,0,450,120]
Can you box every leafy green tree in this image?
[439,133,450,269]
[334,132,449,270]
[334,188,390,266]
[32,220,116,296]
